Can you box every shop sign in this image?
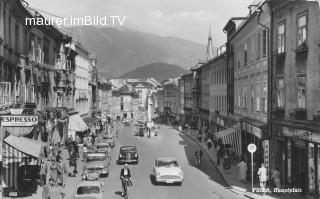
[264,140,269,171]
[282,127,320,143]
[0,115,38,127]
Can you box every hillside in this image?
[120,62,188,82]
[66,26,207,78]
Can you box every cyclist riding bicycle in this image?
[120,163,131,197]
[195,148,203,168]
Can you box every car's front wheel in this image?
[176,182,182,186]
[152,175,158,185]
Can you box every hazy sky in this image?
[26,0,255,45]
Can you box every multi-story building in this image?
[163,79,180,124]
[88,53,98,117]
[72,42,90,117]
[208,50,228,132]
[97,79,112,119]
[156,86,164,122]
[183,73,193,125]
[224,2,270,165]
[178,77,185,123]
[270,0,320,196]
[108,86,139,120]
[191,64,201,128]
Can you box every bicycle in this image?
[121,177,130,199]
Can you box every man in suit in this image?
[120,163,131,196]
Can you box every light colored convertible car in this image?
[153,158,183,185]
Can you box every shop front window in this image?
[308,143,315,193]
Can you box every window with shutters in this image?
[277,78,285,108]
[297,14,307,47]
[277,23,285,54]
[262,29,267,57]
[297,76,306,109]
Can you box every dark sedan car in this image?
[117,146,138,164]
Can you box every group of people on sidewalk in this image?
[192,127,282,196]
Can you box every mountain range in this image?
[66,26,207,78]
[120,62,188,82]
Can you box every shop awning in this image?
[4,135,46,158]
[68,114,88,132]
[83,117,101,127]
[215,124,242,156]
[215,124,240,139]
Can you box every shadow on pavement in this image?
[177,132,229,188]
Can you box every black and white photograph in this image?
[0,0,319,198]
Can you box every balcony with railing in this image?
[55,58,72,71]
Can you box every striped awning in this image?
[68,114,88,132]
[2,138,40,189]
[4,135,46,158]
[215,124,240,139]
[215,124,242,156]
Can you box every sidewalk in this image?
[179,127,306,199]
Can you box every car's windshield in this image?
[77,186,100,194]
[97,145,108,149]
[158,160,178,167]
[87,156,106,162]
[87,167,102,171]
[121,147,136,151]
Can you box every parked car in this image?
[102,135,115,148]
[95,143,111,157]
[85,152,110,177]
[152,158,183,185]
[73,180,104,199]
[117,146,138,164]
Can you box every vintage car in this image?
[102,135,115,148]
[152,158,184,185]
[117,146,138,164]
[85,152,110,177]
[73,180,104,199]
[95,143,111,157]
[123,120,131,126]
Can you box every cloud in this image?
[147,10,164,19]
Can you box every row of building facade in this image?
[0,0,114,191]
[157,0,320,197]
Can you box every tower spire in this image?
[206,22,214,61]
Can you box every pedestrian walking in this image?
[223,151,231,174]
[68,150,77,177]
[206,138,213,150]
[271,168,281,189]
[57,159,67,187]
[47,178,65,199]
[237,158,247,183]
[213,137,218,149]
[198,132,202,143]
[49,159,58,183]
[83,144,88,161]
[56,150,63,163]
[216,145,221,166]
[257,163,267,195]
[42,178,52,199]
[39,160,48,186]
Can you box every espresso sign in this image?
[0,116,38,127]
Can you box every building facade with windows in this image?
[270,0,320,196]
[209,51,228,133]
[163,79,180,124]
[224,3,270,165]
[72,42,90,117]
